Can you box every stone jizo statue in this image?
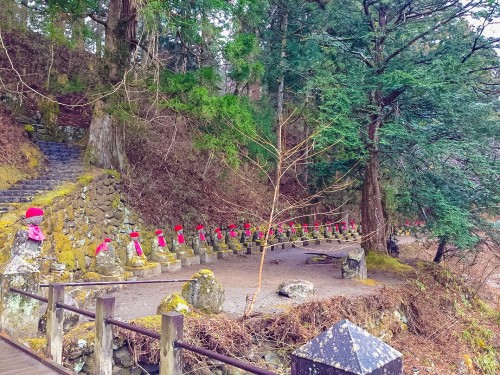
[11,207,46,268]
[95,238,124,276]
[150,229,175,263]
[126,232,147,267]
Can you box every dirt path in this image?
[109,241,405,320]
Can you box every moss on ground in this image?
[366,252,413,273]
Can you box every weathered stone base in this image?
[233,248,246,256]
[302,240,309,246]
[200,252,218,263]
[217,250,233,259]
[126,262,161,277]
[160,260,182,273]
[181,255,201,266]
[314,239,322,245]
[246,246,261,255]
[326,239,333,243]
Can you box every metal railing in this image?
[10,284,277,375]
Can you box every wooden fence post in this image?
[95,296,115,375]
[45,283,65,364]
[160,312,183,375]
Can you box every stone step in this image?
[0,196,32,203]
[0,190,40,197]
[15,179,67,186]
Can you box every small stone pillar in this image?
[291,319,403,374]
[0,255,40,338]
[341,247,367,279]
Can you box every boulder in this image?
[182,269,225,314]
[38,292,80,334]
[341,247,367,279]
[157,293,191,315]
[277,280,315,298]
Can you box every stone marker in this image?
[211,227,232,258]
[0,255,40,338]
[182,269,224,314]
[277,280,315,298]
[341,247,367,280]
[291,319,403,374]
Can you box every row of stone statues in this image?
[8,207,363,280]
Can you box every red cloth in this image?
[258,231,264,239]
[245,229,251,236]
[177,234,185,244]
[25,207,44,218]
[157,235,166,247]
[95,241,108,255]
[230,229,237,238]
[28,225,45,241]
[335,223,339,231]
[133,240,144,256]
[199,232,206,241]
[217,231,223,240]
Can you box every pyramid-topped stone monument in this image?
[291,319,403,374]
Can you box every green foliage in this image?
[224,33,264,83]
[158,68,274,167]
[462,321,499,374]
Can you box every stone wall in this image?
[0,170,159,281]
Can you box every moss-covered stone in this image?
[182,269,225,314]
[157,292,191,315]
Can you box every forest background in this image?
[0,0,499,261]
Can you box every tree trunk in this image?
[87,99,128,170]
[275,11,288,157]
[86,0,136,171]
[433,238,447,263]
[361,148,387,252]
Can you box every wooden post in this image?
[45,284,65,364]
[160,312,183,375]
[95,296,115,375]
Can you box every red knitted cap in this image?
[196,224,204,230]
[25,207,44,218]
[215,228,221,232]
[155,229,163,235]
[130,232,140,238]
[228,223,236,229]
[244,223,251,229]
[104,238,112,242]
[174,225,183,232]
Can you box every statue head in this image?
[25,207,44,226]
[174,225,183,234]
[130,231,140,241]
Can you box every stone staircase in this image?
[0,141,83,213]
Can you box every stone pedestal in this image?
[0,256,40,338]
[341,248,367,280]
[126,262,161,277]
[217,250,234,259]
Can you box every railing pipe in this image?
[175,340,277,375]
[56,301,96,319]
[106,317,161,340]
[9,287,48,303]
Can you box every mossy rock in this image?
[181,269,225,314]
[83,272,101,281]
[157,293,191,315]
